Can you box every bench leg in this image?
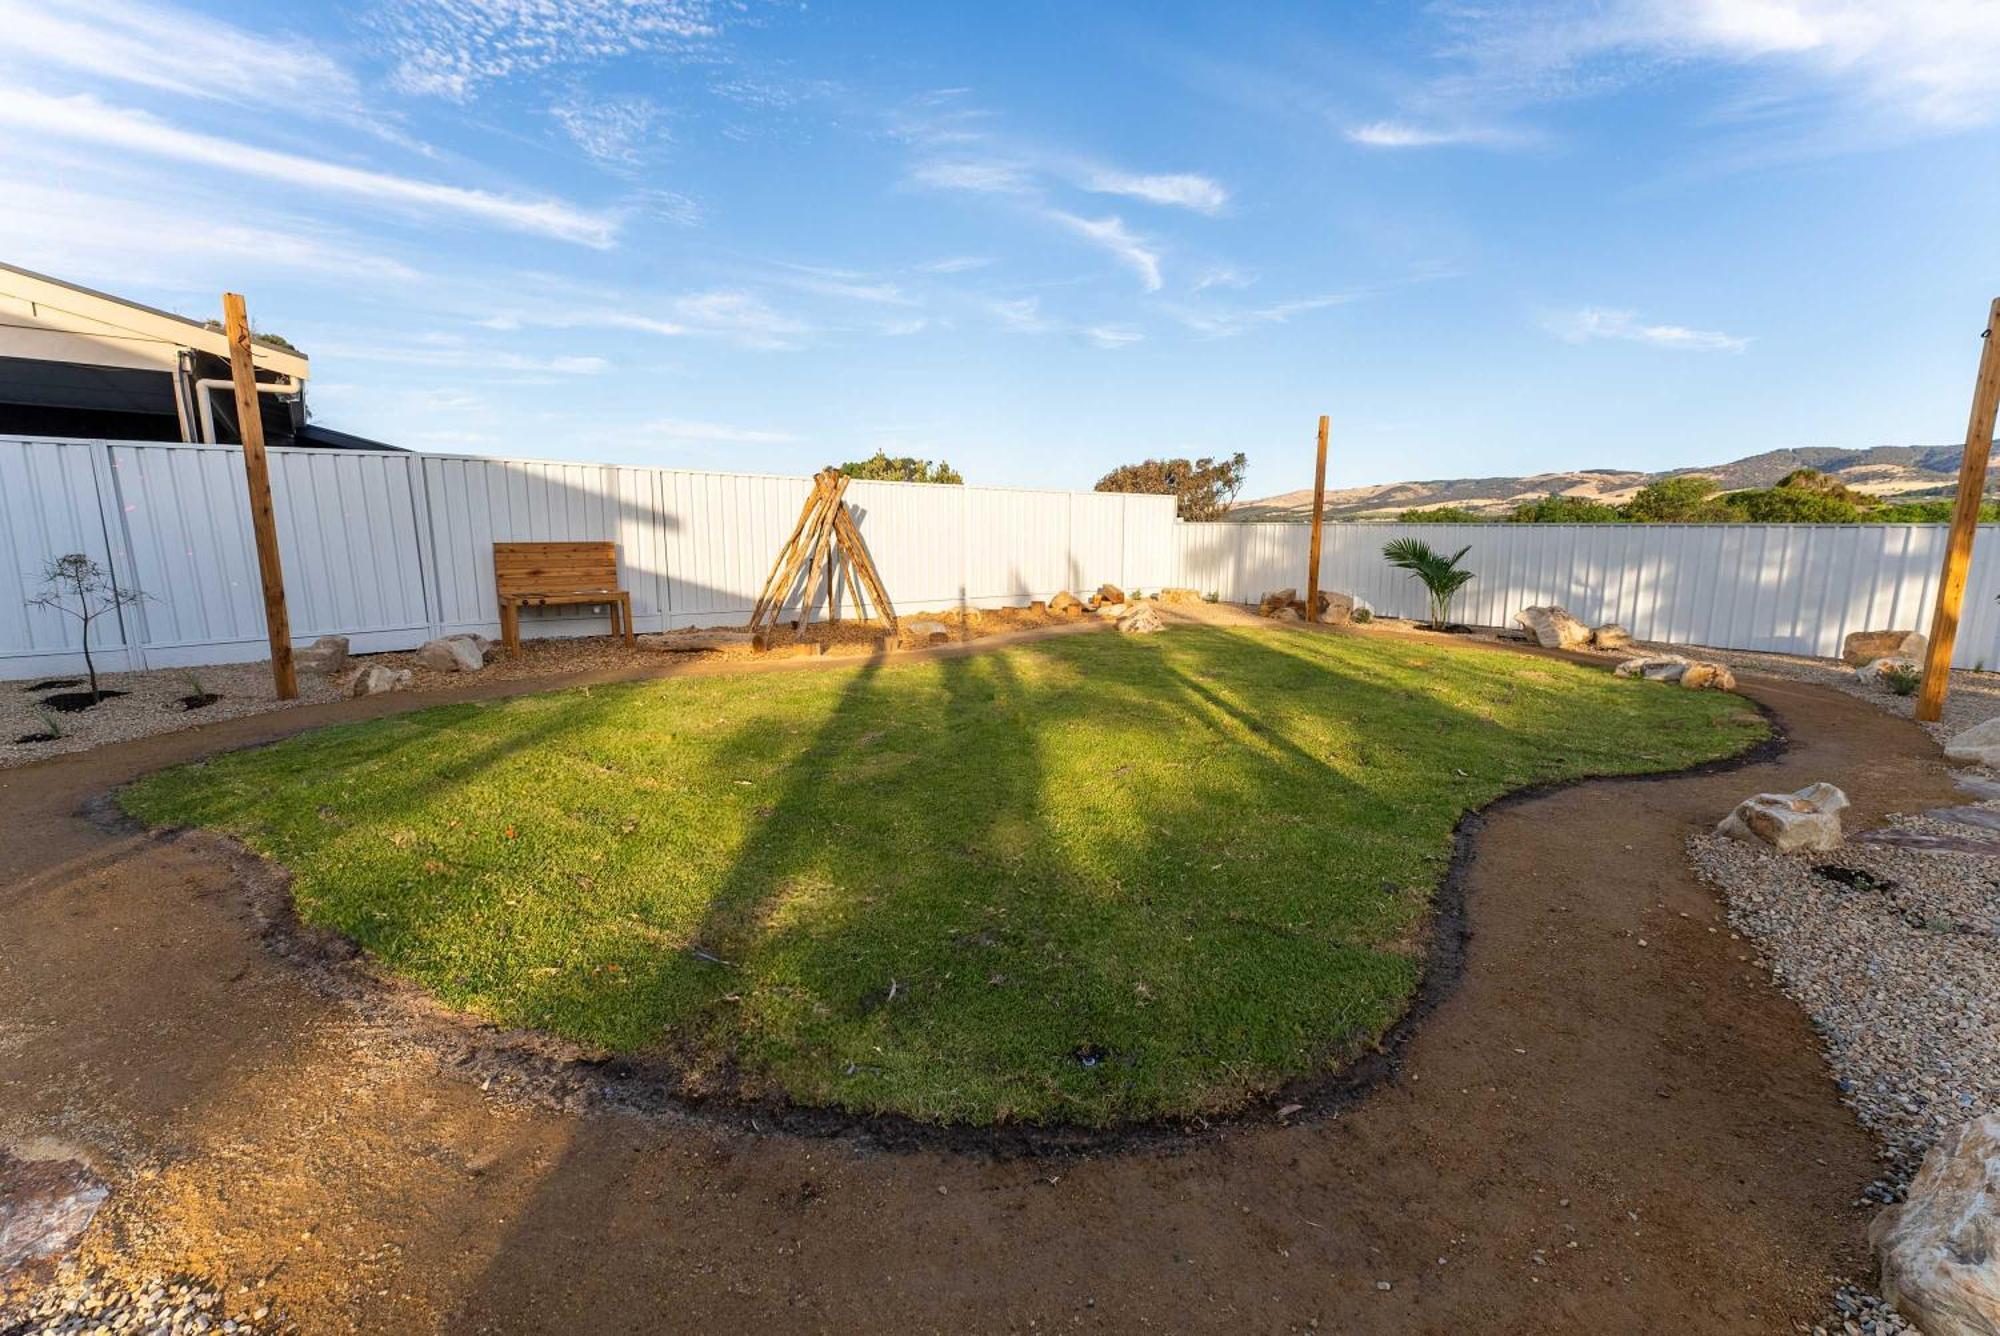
[500,601,520,656]
[620,593,635,647]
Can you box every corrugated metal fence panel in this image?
[1176,520,2000,668]
[842,478,966,612]
[267,447,431,645]
[657,469,815,627]
[965,486,1073,602]
[108,443,268,661]
[1118,494,1180,593]
[0,438,129,669]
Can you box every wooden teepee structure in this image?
[747,468,898,638]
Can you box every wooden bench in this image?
[493,541,634,654]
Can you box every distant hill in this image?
[1230,445,1967,521]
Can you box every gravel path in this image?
[1678,648,2000,1336]
[1,1266,287,1334]
[1638,640,2000,745]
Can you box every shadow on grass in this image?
[121,626,1766,1132]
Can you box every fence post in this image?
[1917,297,2000,720]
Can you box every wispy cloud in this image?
[1084,325,1144,349]
[489,291,813,350]
[909,158,1036,194]
[368,0,726,100]
[1344,120,1524,149]
[317,339,611,375]
[0,0,393,137]
[987,297,1055,334]
[550,93,667,166]
[1044,212,1163,291]
[1417,0,2000,137]
[1167,294,1361,338]
[1545,306,1749,352]
[915,256,995,274]
[645,418,799,444]
[0,90,620,247]
[0,174,421,287]
[1083,169,1228,213]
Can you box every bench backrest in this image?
[494,541,621,597]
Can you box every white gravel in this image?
[0,1266,287,1334]
[0,662,342,769]
[1676,643,2000,1335]
[1634,640,2000,747]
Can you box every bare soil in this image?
[0,615,1964,1333]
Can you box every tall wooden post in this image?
[1916,298,2000,722]
[1305,414,1330,623]
[223,292,297,700]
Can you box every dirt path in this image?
[0,623,1964,1333]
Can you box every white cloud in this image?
[1044,212,1163,291]
[645,418,798,445]
[1437,0,2000,130]
[915,256,995,274]
[1546,306,1749,352]
[0,90,620,247]
[550,94,666,166]
[1168,294,1360,338]
[988,297,1054,334]
[1083,169,1228,213]
[0,174,420,287]
[316,341,611,375]
[909,159,1036,194]
[491,291,813,350]
[0,0,376,129]
[369,0,725,100]
[1344,120,1522,149]
[1084,326,1143,349]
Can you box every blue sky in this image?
[3,1,1997,497]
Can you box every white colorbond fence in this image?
[1174,520,2000,670]
[5,431,1997,677]
[0,435,1177,677]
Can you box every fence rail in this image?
[3,432,1997,675]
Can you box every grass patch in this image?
[122,628,1764,1126]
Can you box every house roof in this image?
[0,261,310,380]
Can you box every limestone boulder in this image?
[293,635,350,676]
[1049,591,1082,615]
[415,635,486,673]
[1870,1112,2000,1336]
[1270,605,1303,623]
[1096,583,1126,607]
[347,665,412,697]
[1679,662,1738,692]
[1590,624,1631,651]
[1116,604,1165,635]
[1843,629,1927,667]
[1515,605,1593,650]
[1945,718,2000,768]
[1857,656,1921,688]
[1715,783,1848,853]
[1258,588,1297,617]
[1157,587,1203,605]
[900,619,952,646]
[1311,590,1356,625]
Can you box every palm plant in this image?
[1382,538,1476,631]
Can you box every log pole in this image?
[1916,297,2000,722]
[1305,415,1330,623]
[222,292,297,700]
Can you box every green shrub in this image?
[1881,663,1922,696]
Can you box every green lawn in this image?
[122,627,1764,1126]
